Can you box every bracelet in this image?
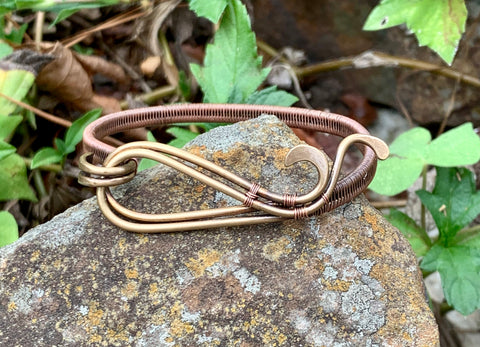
[78,104,389,233]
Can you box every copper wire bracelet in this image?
[78,104,389,233]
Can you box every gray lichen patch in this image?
[0,116,438,346]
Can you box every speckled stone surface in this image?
[0,116,438,346]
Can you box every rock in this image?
[0,115,438,346]
[252,0,480,127]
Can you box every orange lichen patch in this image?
[121,281,139,299]
[294,253,308,269]
[106,328,130,343]
[321,278,351,292]
[188,145,207,158]
[88,307,104,326]
[30,250,41,262]
[263,236,292,261]
[7,301,16,312]
[89,334,102,343]
[170,318,194,336]
[185,248,221,277]
[125,268,139,279]
[272,148,293,170]
[149,283,159,297]
[194,184,205,194]
[261,325,288,345]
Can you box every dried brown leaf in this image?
[30,42,121,114]
[74,53,128,84]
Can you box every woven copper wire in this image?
[243,182,261,207]
[82,104,377,215]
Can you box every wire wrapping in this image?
[80,104,389,232]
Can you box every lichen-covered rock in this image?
[0,115,438,346]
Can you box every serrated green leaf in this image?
[425,123,480,166]
[421,244,480,315]
[166,126,199,148]
[363,0,467,64]
[0,211,18,248]
[0,115,22,140]
[385,208,430,256]
[31,147,63,169]
[417,167,480,245]
[64,108,101,154]
[0,140,15,161]
[454,228,480,248]
[246,86,298,106]
[0,69,35,115]
[0,153,36,201]
[189,0,228,23]
[190,0,269,103]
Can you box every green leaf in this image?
[0,140,16,161]
[369,123,480,196]
[64,108,101,154]
[166,126,199,148]
[0,211,18,248]
[385,208,430,257]
[52,8,79,25]
[1,23,28,44]
[0,115,22,140]
[30,147,63,169]
[0,69,35,115]
[189,0,228,23]
[137,131,158,172]
[363,0,467,64]
[190,0,269,103]
[369,127,430,195]
[0,153,36,201]
[417,167,480,244]
[0,42,13,59]
[54,138,67,155]
[425,123,480,166]
[246,86,298,106]
[421,244,480,315]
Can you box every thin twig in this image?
[61,7,145,48]
[294,51,480,89]
[119,85,177,109]
[34,11,45,50]
[395,71,415,127]
[0,92,124,147]
[437,76,460,136]
[0,92,72,128]
[370,199,407,209]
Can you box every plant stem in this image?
[119,85,177,109]
[0,92,72,128]
[32,170,47,199]
[420,165,427,232]
[293,51,480,89]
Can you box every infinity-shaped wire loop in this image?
[79,134,388,233]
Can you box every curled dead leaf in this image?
[27,42,123,114]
